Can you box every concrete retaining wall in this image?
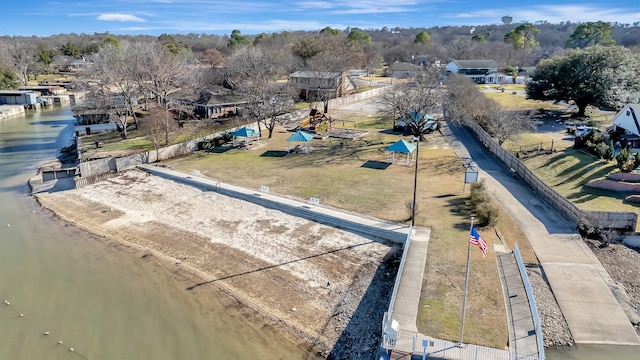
[41,168,76,181]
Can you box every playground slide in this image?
[300,119,311,127]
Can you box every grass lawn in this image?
[163,118,535,348]
[482,91,565,112]
[523,149,640,217]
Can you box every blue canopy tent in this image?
[286,130,314,154]
[232,126,260,147]
[386,139,416,166]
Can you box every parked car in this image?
[574,126,600,137]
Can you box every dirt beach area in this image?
[34,169,399,358]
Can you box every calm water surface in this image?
[0,107,314,359]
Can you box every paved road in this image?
[442,122,640,346]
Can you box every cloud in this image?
[445,5,640,25]
[97,13,146,22]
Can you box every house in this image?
[612,104,640,136]
[610,104,640,150]
[190,89,246,119]
[411,55,430,67]
[288,71,357,101]
[0,90,37,106]
[445,60,507,84]
[53,55,91,72]
[387,62,420,79]
[19,86,67,96]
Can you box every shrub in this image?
[469,180,487,209]
[595,142,609,159]
[469,179,499,226]
[475,201,499,226]
[616,148,630,172]
[197,140,213,150]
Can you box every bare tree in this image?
[202,49,224,67]
[7,39,38,86]
[486,103,537,145]
[378,67,443,140]
[139,106,179,160]
[303,34,365,113]
[80,40,141,138]
[225,46,293,138]
[443,74,495,127]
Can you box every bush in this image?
[469,179,499,226]
[469,180,487,208]
[616,148,631,172]
[197,140,213,150]
[475,201,499,226]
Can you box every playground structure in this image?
[296,108,367,139]
[300,108,334,134]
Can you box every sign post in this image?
[462,162,478,192]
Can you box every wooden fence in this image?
[467,121,637,231]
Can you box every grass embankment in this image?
[164,111,535,348]
[487,86,632,215]
[523,149,640,215]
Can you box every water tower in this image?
[502,15,513,25]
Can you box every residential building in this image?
[289,71,357,101]
[445,60,506,84]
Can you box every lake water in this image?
[0,106,314,359]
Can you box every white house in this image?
[612,104,640,136]
[610,104,640,152]
[445,60,507,84]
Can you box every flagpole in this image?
[459,216,474,347]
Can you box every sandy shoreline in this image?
[34,169,398,358]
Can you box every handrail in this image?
[513,243,546,360]
[382,225,413,348]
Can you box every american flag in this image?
[469,227,488,256]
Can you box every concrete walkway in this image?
[442,122,640,346]
[495,246,539,357]
[390,226,430,333]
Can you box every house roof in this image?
[289,71,341,79]
[286,130,314,142]
[390,62,419,71]
[612,104,640,135]
[450,60,499,69]
[386,139,416,154]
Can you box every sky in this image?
[0,0,638,37]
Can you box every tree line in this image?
[0,22,638,149]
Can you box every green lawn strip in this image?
[523,150,638,215]
[482,91,564,111]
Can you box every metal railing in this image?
[513,244,546,360]
[392,331,538,360]
[381,225,413,349]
